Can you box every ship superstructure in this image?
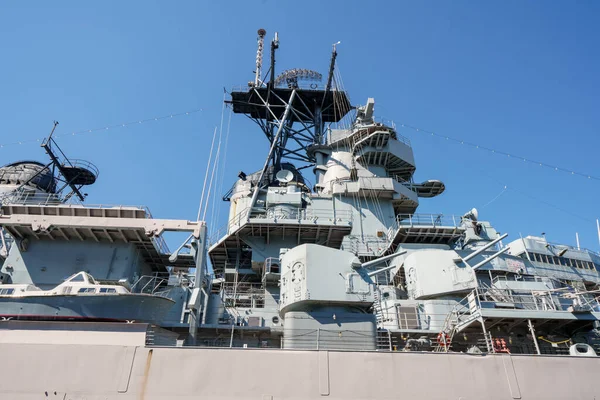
[199,29,600,356]
[1,29,600,400]
[0,125,204,325]
[204,30,445,347]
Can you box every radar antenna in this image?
[40,121,99,201]
[273,69,322,89]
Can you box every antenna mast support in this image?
[269,32,279,88]
[40,122,99,202]
[48,120,59,142]
[325,41,340,92]
[254,29,267,87]
[228,30,351,173]
[247,90,297,215]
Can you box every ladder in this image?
[480,281,514,304]
[373,289,384,325]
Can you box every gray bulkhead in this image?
[1,239,150,289]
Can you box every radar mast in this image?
[227,29,352,171]
[31,121,99,202]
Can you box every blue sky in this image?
[1,1,599,250]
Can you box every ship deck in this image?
[209,215,352,274]
[0,203,199,271]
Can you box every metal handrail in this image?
[65,159,100,178]
[1,189,171,255]
[1,188,154,217]
[131,274,170,294]
[351,123,411,147]
[396,213,461,228]
[210,206,353,245]
[471,286,600,313]
[393,175,415,191]
[230,82,342,93]
[218,282,265,295]
[0,190,65,206]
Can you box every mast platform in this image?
[59,160,98,186]
[228,86,351,123]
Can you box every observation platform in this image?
[228,86,352,123]
[209,207,353,274]
[385,213,465,248]
[0,202,200,272]
[60,159,99,185]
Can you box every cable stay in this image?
[397,122,600,182]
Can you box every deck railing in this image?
[131,273,171,294]
[210,206,353,245]
[1,188,154,216]
[396,213,461,228]
[1,189,173,256]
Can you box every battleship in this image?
[1,29,600,399]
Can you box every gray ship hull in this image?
[0,294,175,323]
[1,342,599,399]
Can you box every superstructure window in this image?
[528,252,598,270]
[552,256,561,265]
[558,257,568,266]
[78,288,96,293]
[99,288,117,293]
[565,258,573,267]
[0,288,14,295]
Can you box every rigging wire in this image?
[469,163,594,223]
[333,66,353,129]
[197,127,218,222]
[212,108,233,236]
[337,60,597,234]
[1,108,203,149]
[509,184,594,223]
[208,94,228,236]
[397,122,600,182]
[480,186,507,209]
[203,125,223,222]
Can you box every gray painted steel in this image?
[1,30,600,400]
[0,342,598,399]
[0,294,175,323]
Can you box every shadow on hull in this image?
[0,294,175,323]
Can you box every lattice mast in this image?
[228,29,352,173]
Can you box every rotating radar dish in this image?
[276,169,294,184]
